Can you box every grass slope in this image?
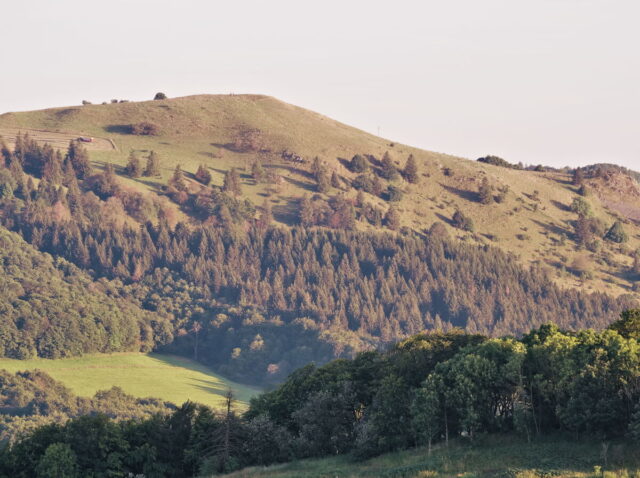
[1,94,639,297]
[224,435,640,478]
[0,353,260,410]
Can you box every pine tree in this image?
[300,195,314,227]
[223,168,242,196]
[605,220,628,243]
[124,151,142,178]
[384,205,401,230]
[573,167,584,186]
[380,151,399,180]
[170,164,187,191]
[331,171,341,189]
[478,178,494,204]
[251,161,266,183]
[403,154,419,183]
[66,140,92,179]
[195,164,212,185]
[143,151,161,177]
[317,169,331,194]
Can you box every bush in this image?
[154,92,167,100]
[129,122,159,136]
[387,185,404,202]
[452,210,474,232]
[349,155,368,173]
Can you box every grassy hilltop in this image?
[1,94,638,298]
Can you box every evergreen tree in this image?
[251,161,266,183]
[169,164,187,191]
[223,168,242,196]
[195,164,212,185]
[605,220,628,243]
[478,177,494,205]
[143,151,161,177]
[384,205,401,230]
[380,152,399,180]
[65,140,92,179]
[349,154,368,173]
[331,171,341,189]
[573,167,584,186]
[403,154,419,183]
[124,151,142,178]
[317,169,330,194]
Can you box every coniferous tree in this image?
[66,140,92,179]
[403,154,419,183]
[605,220,628,243]
[143,151,161,177]
[223,168,242,196]
[300,195,314,227]
[478,177,494,205]
[331,171,341,189]
[169,164,187,191]
[195,164,212,185]
[251,161,266,183]
[124,151,142,178]
[384,205,401,230]
[380,152,399,181]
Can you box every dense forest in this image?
[1,312,639,477]
[0,134,637,383]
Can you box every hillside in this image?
[0,353,259,410]
[1,94,638,298]
[224,436,640,478]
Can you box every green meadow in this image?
[0,353,260,410]
[224,435,640,478]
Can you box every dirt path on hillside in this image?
[0,127,116,151]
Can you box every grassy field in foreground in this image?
[0,353,260,410]
[224,435,640,478]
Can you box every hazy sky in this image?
[1,0,638,169]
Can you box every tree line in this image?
[2,313,639,477]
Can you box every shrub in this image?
[452,210,474,232]
[349,155,368,173]
[130,122,159,136]
[154,92,167,100]
[387,185,404,202]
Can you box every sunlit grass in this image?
[0,352,260,410]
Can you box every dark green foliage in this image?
[124,151,142,178]
[452,209,474,231]
[154,92,167,100]
[476,155,522,169]
[402,154,419,183]
[3,318,640,475]
[571,196,592,217]
[129,122,159,135]
[349,154,368,173]
[195,164,212,185]
[250,160,266,183]
[384,205,400,230]
[0,228,160,360]
[608,309,640,340]
[478,177,493,204]
[380,152,399,180]
[387,185,403,202]
[143,150,161,177]
[223,167,242,196]
[605,220,628,243]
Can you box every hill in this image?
[223,436,640,478]
[1,94,638,298]
[0,353,259,410]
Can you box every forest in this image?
[1,311,639,477]
[0,134,637,384]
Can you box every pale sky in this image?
[1,0,638,169]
